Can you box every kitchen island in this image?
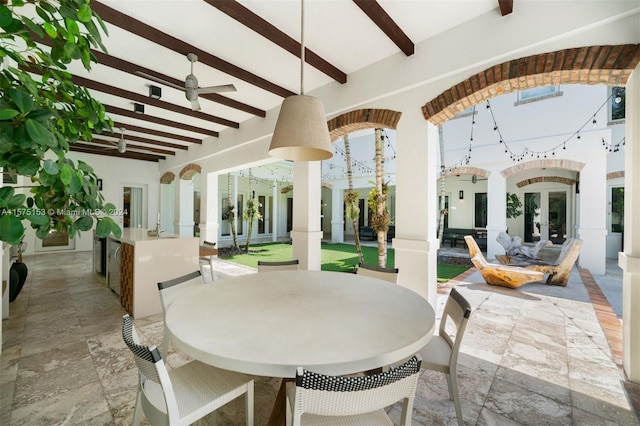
[107,229,199,318]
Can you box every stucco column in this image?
[577,153,607,275]
[331,184,345,243]
[174,177,195,237]
[272,180,278,242]
[291,161,322,271]
[620,66,640,383]
[487,170,507,260]
[393,107,438,306]
[199,170,219,244]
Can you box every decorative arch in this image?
[501,159,585,178]
[160,172,175,184]
[179,164,202,180]
[422,44,640,126]
[441,166,490,179]
[516,176,577,188]
[327,108,402,142]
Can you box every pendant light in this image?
[118,128,126,153]
[268,0,333,161]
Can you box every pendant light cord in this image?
[300,0,305,95]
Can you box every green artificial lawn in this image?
[221,242,469,282]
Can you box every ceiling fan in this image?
[136,53,236,111]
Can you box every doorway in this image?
[524,191,568,244]
[123,185,146,229]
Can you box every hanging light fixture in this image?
[268,0,332,161]
[118,128,126,153]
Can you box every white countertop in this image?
[166,270,435,378]
[111,228,190,245]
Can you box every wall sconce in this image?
[149,85,161,99]
[459,190,464,200]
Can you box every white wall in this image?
[20,152,161,255]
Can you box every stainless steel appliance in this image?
[106,238,121,295]
[93,231,106,275]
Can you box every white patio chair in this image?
[356,262,399,284]
[157,270,204,357]
[121,314,254,426]
[418,287,472,426]
[286,355,421,426]
[257,259,300,272]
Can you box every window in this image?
[475,193,487,228]
[516,85,561,104]
[611,187,624,233]
[610,87,625,122]
[2,169,17,184]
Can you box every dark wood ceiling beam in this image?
[99,128,191,149]
[71,144,163,162]
[70,74,240,129]
[91,1,295,98]
[91,50,266,117]
[109,121,201,144]
[352,0,414,56]
[498,0,513,16]
[104,105,219,137]
[206,0,347,84]
[88,138,176,155]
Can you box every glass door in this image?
[524,191,567,244]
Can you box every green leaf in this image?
[60,165,72,185]
[15,156,40,176]
[77,160,94,173]
[0,109,20,120]
[0,5,12,27]
[95,217,111,237]
[69,171,82,194]
[23,208,49,226]
[43,22,58,39]
[0,214,24,245]
[23,17,45,38]
[7,193,26,209]
[77,4,93,23]
[9,89,33,114]
[75,215,93,231]
[26,118,55,147]
[43,159,59,175]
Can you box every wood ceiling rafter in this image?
[352,0,414,56]
[104,105,219,137]
[95,130,189,151]
[91,1,295,98]
[83,138,176,156]
[91,50,266,118]
[109,121,201,145]
[70,74,240,129]
[206,0,347,84]
[70,144,164,162]
[498,0,513,16]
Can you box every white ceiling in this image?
[63,0,504,161]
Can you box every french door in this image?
[524,191,568,244]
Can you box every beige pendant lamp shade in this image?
[269,94,332,161]
[268,0,333,162]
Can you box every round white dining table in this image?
[165,270,435,379]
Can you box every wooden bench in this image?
[443,228,486,249]
[464,235,545,288]
[495,238,583,286]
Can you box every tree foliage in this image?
[0,0,120,245]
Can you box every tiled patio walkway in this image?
[1,249,637,425]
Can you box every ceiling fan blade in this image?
[135,71,185,92]
[190,98,201,111]
[196,84,237,95]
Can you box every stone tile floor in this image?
[1,249,637,425]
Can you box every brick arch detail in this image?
[608,171,625,180]
[160,172,175,184]
[179,164,202,180]
[422,44,640,126]
[328,109,402,142]
[501,159,585,178]
[516,176,577,188]
[441,166,490,179]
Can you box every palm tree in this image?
[244,169,261,251]
[226,173,239,250]
[373,128,388,266]
[343,134,364,264]
[438,126,447,242]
